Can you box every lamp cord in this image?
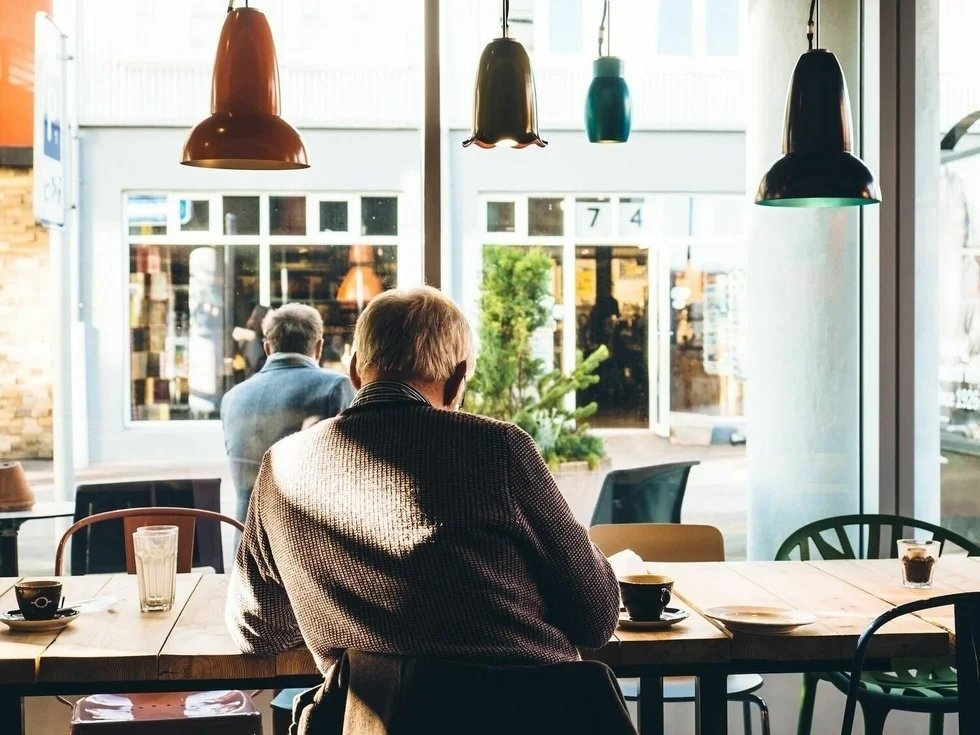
[806,0,817,50]
[598,0,610,57]
[502,0,509,38]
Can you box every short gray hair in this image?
[262,303,323,355]
[353,287,474,382]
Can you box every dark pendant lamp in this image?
[182,2,309,170]
[585,0,631,143]
[755,0,879,207]
[463,0,546,148]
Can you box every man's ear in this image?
[263,341,273,357]
[442,361,467,409]
[313,338,324,362]
[349,353,362,389]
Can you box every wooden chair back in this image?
[55,506,244,575]
[589,522,725,562]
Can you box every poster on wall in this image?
[32,12,66,227]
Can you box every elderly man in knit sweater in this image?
[226,286,620,672]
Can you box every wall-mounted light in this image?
[182,2,308,170]
[463,0,546,149]
[755,0,879,207]
[585,0,631,144]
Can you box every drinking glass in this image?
[897,539,939,589]
[133,525,178,612]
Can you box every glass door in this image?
[574,244,651,428]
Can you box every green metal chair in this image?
[775,514,980,735]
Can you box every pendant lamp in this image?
[585,0,631,143]
[182,2,308,170]
[755,0,879,207]
[463,0,546,148]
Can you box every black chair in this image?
[777,514,980,735]
[590,460,699,526]
[293,649,638,735]
[841,592,980,735]
[71,478,225,574]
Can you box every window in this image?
[658,0,693,56]
[548,0,582,54]
[705,0,739,56]
[124,192,401,422]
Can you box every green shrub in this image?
[465,246,608,469]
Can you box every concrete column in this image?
[745,0,863,560]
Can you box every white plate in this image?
[703,605,816,634]
[0,609,79,633]
[617,607,690,631]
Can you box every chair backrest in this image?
[589,522,725,561]
[775,513,980,561]
[341,650,637,735]
[55,506,244,576]
[72,478,223,573]
[589,460,699,526]
[841,592,980,735]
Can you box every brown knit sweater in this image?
[225,399,620,671]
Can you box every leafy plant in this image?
[465,246,609,469]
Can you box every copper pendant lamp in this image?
[755,0,878,207]
[463,0,546,149]
[182,2,308,170]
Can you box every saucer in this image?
[0,608,79,633]
[617,607,690,631]
[703,605,817,634]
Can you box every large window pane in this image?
[129,243,259,420]
[939,0,980,540]
[270,245,398,370]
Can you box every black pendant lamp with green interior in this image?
[755,0,879,207]
[463,0,546,148]
[585,0,631,143]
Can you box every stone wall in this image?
[0,167,53,458]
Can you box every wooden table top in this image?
[0,558,975,688]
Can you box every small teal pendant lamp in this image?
[755,0,879,207]
[585,0,631,143]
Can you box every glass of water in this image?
[133,525,179,612]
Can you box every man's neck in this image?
[369,374,446,409]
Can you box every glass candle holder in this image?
[897,539,939,589]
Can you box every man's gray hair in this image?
[262,303,323,356]
[353,287,474,383]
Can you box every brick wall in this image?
[0,167,53,458]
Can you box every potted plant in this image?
[465,246,610,522]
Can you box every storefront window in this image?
[126,192,400,422]
[129,243,259,421]
[271,244,398,369]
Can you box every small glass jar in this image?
[897,539,939,589]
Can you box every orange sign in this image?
[0,0,52,148]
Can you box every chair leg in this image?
[928,711,944,735]
[739,693,770,735]
[742,700,753,735]
[796,672,818,735]
[860,702,889,735]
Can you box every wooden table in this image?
[0,560,975,735]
